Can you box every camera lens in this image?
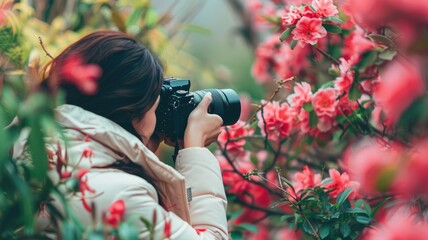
[192,89,241,126]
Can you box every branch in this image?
[38,36,54,60]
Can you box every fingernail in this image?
[205,92,212,98]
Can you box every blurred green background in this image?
[152,1,263,99]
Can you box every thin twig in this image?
[38,36,54,60]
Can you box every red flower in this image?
[104,199,126,228]
[163,218,171,239]
[60,54,102,95]
[77,168,96,212]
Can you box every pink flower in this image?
[364,210,428,240]
[60,54,102,95]
[218,120,253,156]
[316,116,335,132]
[312,0,339,17]
[239,94,253,121]
[293,166,321,193]
[282,6,302,26]
[345,139,401,196]
[287,82,313,108]
[333,58,354,95]
[292,16,327,47]
[257,101,295,140]
[0,0,13,26]
[394,139,428,198]
[342,26,374,61]
[345,0,428,30]
[373,59,426,125]
[311,88,337,118]
[323,169,360,199]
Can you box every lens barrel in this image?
[192,89,241,125]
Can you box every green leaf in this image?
[61,220,81,240]
[228,208,244,220]
[28,117,48,182]
[119,223,139,240]
[87,231,105,240]
[319,225,330,239]
[355,50,377,71]
[368,34,395,48]
[302,102,313,112]
[280,27,294,41]
[182,24,211,35]
[322,16,343,24]
[356,216,371,225]
[336,188,353,207]
[237,223,259,233]
[344,207,368,214]
[322,24,342,34]
[230,231,244,240]
[348,83,362,101]
[379,49,397,61]
[372,197,391,218]
[309,110,318,128]
[376,166,397,192]
[280,214,295,222]
[126,7,144,26]
[290,40,298,50]
[144,8,158,29]
[340,222,351,237]
[320,81,334,89]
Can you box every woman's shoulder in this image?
[86,168,158,199]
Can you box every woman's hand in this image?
[184,92,223,148]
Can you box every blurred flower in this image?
[104,199,125,228]
[60,54,102,95]
[333,58,354,95]
[363,209,428,240]
[0,0,13,27]
[373,59,425,126]
[282,6,302,26]
[292,17,327,47]
[217,154,270,224]
[287,82,313,108]
[312,0,338,17]
[77,168,96,212]
[345,139,401,195]
[239,94,253,121]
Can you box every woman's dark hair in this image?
[43,30,164,137]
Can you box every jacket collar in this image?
[54,104,191,222]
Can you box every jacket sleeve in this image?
[175,147,229,239]
[119,147,228,240]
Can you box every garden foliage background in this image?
[1,0,428,239]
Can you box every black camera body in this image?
[155,78,241,140]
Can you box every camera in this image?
[155,77,241,140]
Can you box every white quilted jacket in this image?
[14,104,228,239]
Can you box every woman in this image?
[16,30,228,239]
